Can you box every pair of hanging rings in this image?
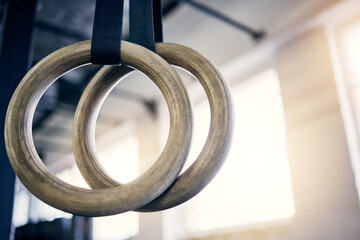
[5,40,233,216]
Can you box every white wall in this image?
[277,28,360,240]
[184,18,360,240]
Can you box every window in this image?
[184,69,295,234]
[341,21,360,134]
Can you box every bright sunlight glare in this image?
[342,21,360,86]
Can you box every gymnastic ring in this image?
[4,40,192,216]
[73,42,234,211]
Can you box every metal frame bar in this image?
[175,0,265,40]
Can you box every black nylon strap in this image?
[129,0,155,51]
[152,0,163,43]
[91,0,124,65]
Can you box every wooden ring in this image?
[73,42,234,211]
[4,40,192,216]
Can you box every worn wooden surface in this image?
[4,40,192,216]
[73,42,234,211]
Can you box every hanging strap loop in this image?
[152,0,163,43]
[129,0,163,51]
[91,0,124,65]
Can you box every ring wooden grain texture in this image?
[4,40,192,216]
[73,42,234,211]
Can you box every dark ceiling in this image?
[0,0,182,167]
